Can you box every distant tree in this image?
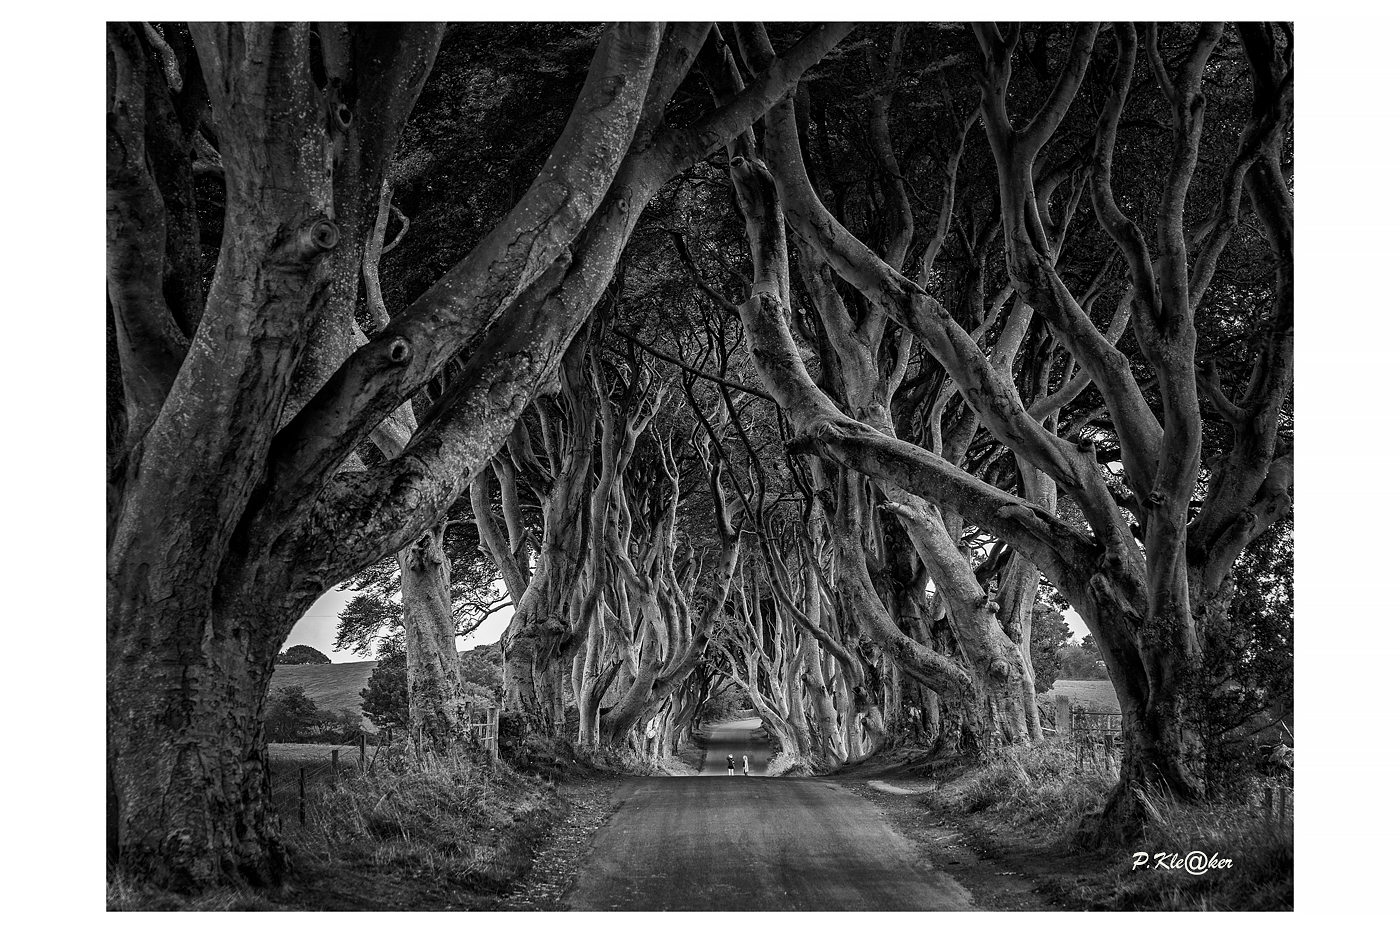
[276,644,331,665]
[1029,604,1072,693]
[360,644,409,732]
[308,707,365,744]
[265,686,320,742]
[1059,636,1109,681]
[460,644,504,699]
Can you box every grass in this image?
[269,660,377,719]
[1042,679,1120,713]
[108,748,563,910]
[1092,785,1293,910]
[948,741,1292,910]
[957,740,1118,829]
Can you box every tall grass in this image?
[953,741,1292,910]
[1101,783,1293,910]
[958,741,1117,829]
[108,749,561,910]
[291,750,558,896]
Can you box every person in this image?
[726,754,735,776]
[742,754,750,777]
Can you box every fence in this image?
[269,705,500,826]
[1255,783,1294,825]
[1038,694,1124,773]
[465,703,500,759]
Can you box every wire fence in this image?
[269,704,500,825]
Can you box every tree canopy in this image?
[107,21,1291,891]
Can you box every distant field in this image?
[1043,679,1119,713]
[268,742,363,764]
[269,658,377,715]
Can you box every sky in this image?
[284,585,516,662]
[283,579,1091,662]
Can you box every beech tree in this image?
[108,20,1292,894]
[106,21,856,889]
[713,21,1291,835]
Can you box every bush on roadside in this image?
[954,742,1292,911]
[1057,785,1293,910]
[109,750,561,910]
[958,741,1116,829]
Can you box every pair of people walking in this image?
[726,754,749,776]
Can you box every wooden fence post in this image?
[1264,786,1274,823]
[1056,696,1071,736]
[331,749,339,788]
[359,731,366,771]
[298,767,306,825]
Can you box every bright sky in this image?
[284,586,515,662]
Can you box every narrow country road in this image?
[566,718,972,910]
[695,716,772,775]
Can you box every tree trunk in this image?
[108,601,288,890]
[400,522,468,753]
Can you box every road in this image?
[567,718,972,910]
[696,716,772,776]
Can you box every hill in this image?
[269,659,378,715]
[268,642,503,718]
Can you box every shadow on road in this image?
[694,717,772,776]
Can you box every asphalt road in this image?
[696,716,772,776]
[567,718,972,910]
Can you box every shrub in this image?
[958,741,1116,830]
[266,685,322,742]
[109,751,563,910]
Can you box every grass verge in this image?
[945,741,1292,910]
[108,749,562,910]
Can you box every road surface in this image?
[696,717,772,776]
[567,718,971,910]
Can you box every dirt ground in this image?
[500,774,628,910]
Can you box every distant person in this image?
[727,754,735,776]
[743,754,750,777]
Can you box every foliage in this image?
[1059,636,1109,681]
[266,685,364,743]
[360,644,410,732]
[110,753,563,910]
[1029,603,1072,693]
[959,742,1117,828]
[461,643,504,699]
[359,640,500,731]
[265,686,322,743]
[956,746,1291,910]
[1055,785,1292,910]
[277,644,331,665]
[1199,517,1295,799]
[698,682,748,722]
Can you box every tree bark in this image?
[399,522,467,752]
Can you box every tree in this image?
[1030,604,1072,692]
[276,645,330,665]
[709,21,1291,837]
[107,20,684,889]
[1059,637,1109,681]
[360,644,410,732]
[265,686,320,742]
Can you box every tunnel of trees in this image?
[107,21,1292,891]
